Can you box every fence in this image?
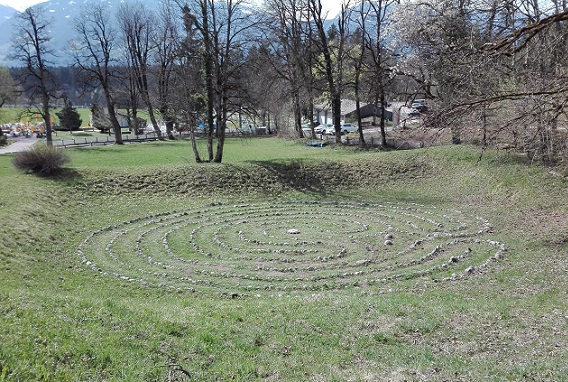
[52,129,273,149]
[52,133,162,148]
[315,134,425,150]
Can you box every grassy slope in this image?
[0,139,566,381]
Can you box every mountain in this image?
[0,0,165,66]
[0,4,17,21]
[0,0,265,67]
[0,0,391,67]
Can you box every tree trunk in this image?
[332,96,342,143]
[213,93,227,163]
[43,94,53,146]
[165,119,175,140]
[379,91,387,147]
[144,98,163,139]
[189,114,202,163]
[354,59,366,147]
[355,98,365,147]
[161,106,175,139]
[132,108,139,137]
[293,90,302,137]
[201,0,215,162]
[308,99,316,139]
[105,92,123,144]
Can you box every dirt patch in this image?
[521,210,568,245]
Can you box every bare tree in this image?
[117,1,164,139]
[264,0,360,140]
[183,2,216,161]
[10,7,57,145]
[178,4,207,162]
[183,0,258,163]
[154,0,182,140]
[240,43,287,135]
[308,0,351,143]
[361,0,399,147]
[392,0,498,143]
[391,0,568,163]
[263,0,314,137]
[120,48,143,137]
[491,6,568,162]
[348,25,367,147]
[71,4,125,144]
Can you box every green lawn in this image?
[0,139,566,381]
[0,107,92,127]
[62,137,366,168]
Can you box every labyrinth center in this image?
[77,201,506,295]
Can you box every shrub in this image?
[12,144,70,176]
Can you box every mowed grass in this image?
[0,138,566,381]
[64,137,366,168]
[0,107,92,127]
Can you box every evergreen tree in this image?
[90,103,112,133]
[56,98,82,133]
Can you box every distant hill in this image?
[0,4,17,21]
[0,5,18,24]
[0,0,384,67]
[0,0,166,66]
[0,4,18,65]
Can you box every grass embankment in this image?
[0,138,566,381]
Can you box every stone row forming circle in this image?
[76,201,506,296]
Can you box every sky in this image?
[0,0,41,11]
[1,0,343,16]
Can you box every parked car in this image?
[410,99,428,112]
[408,108,421,117]
[321,124,335,135]
[314,125,326,134]
[340,123,359,134]
[302,121,321,134]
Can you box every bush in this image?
[12,144,70,176]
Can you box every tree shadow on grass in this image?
[44,167,84,185]
[242,158,452,207]
[242,159,330,196]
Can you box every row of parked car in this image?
[302,123,360,136]
[408,99,429,117]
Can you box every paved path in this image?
[0,137,40,155]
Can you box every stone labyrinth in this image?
[77,201,506,296]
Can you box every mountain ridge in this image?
[0,3,17,21]
[0,0,352,67]
[0,0,167,66]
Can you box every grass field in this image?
[0,107,92,127]
[0,138,566,381]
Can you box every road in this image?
[0,137,40,155]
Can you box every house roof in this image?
[315,99,368,116]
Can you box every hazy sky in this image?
[0,0,40,11]
[1,0,343,16]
